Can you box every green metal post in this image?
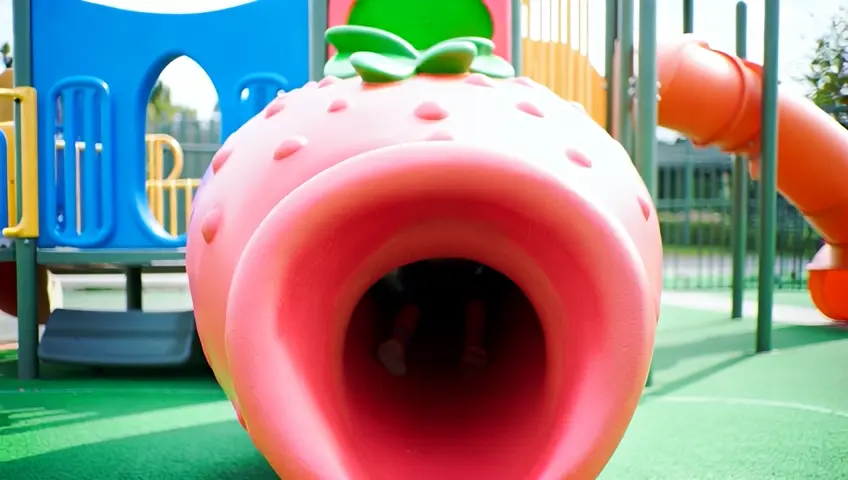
[126,267,143,310]
[511,0,522,75]
[14,241,38,379]
[604,0,618,134]
[731,1,748,319]
[616,0,635,156]
[681,0,694,246]
[637,3,659,249]
[637,0,658,388]
[757,0,780,353]
[308,0,329,81]
[683,0,694,33]
[12,0,38,380]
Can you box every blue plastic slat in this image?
[45,76,114,248]
[0,129,7,229]
[236,72,290,123]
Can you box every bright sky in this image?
[0,0,839,123]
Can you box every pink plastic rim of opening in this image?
[224,142,655,479]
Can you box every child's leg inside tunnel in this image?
[460,263,489,374]
[377,268,423,376]
[378,303,421,376]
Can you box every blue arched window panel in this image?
[31,0,309,249]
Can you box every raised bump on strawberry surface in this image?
[327,98,350,113]
[273,136,308,160]
[637,196,653,220]
[318,76,340,88]
[414,101,450,121]
[210,147,233,173]
[565,148,592,168]
[200,209,222,244]
[513,77,537,87]
[465,73,496,87]
[516,101,544,118]
[427,130,454,141]
[264,102,285,119]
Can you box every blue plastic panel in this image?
[0,129,7,230]
[38,309,199,367]
[32,0,309,248]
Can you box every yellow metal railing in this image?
[0,87,39,238]
[146,178,201,235]
[144,133,187,232]
[520,0,607,127]
[51,133,198,236]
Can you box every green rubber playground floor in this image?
[1,289,847,479]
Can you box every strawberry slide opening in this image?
[225,143,654,479]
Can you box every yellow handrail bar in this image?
[0,87,38,238]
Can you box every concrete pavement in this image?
[57,273,189,290]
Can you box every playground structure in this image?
[2,0,846,477]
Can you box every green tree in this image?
[804,8,848,127]
[1,42,12,68]
[147,80,197,123]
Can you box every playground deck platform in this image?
[1,286,846,479]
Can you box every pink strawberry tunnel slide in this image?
[186,27,662,479]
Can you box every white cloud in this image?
[81,0,256,15]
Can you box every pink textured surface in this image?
[327,0,512,60]
[187,73,662,479]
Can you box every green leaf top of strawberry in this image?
[324,25,515,84]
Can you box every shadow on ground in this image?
[1,421,277,479]
[642,306,848,399]
[653,323,848,373]
[0,350,222,436]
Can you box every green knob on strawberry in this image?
[187,25,662,480]
[324,25,515,81]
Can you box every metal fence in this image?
[147,116,220,236]
[148,115,821,291]
[657,140,819,290]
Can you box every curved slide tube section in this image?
[187,29,662,480]
[656,35,848,321]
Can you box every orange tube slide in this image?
[656,35,848,321]
[187,69,662,477]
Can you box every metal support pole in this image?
[616,0,635,156]
[126,267,143,310]
[683,0,694,33]
[12,0,38,380]
[637,0,659,388]
[604,0,618,134]
[308,0,329,81]
[681,0,695,246]
[511,0,522,75]
[757,0,781,352]
[731,1,749,319]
